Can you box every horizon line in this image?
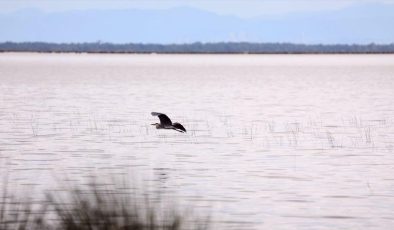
[2,41,394,46]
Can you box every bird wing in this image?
[151,112,172,126]
[172,122,186,133]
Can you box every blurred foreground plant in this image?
[1,178,210,230]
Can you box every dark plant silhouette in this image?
[0,178,210,230]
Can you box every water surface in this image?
[1,53,394,229]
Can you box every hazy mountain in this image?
[0,4,393,44]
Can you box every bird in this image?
[151,112,186,133]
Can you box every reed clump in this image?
[0,180,210,230]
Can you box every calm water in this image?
[1,53,394,229]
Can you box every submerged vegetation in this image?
[0,178,210,230]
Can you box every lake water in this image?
[1,53,394,229]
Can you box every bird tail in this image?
[172,123,186,133]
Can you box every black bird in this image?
[151,112,186,133]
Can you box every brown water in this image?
[1,53,394,229]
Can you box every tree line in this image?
[1,42,393,53]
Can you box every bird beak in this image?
[150,123,155,126]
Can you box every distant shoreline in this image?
[1,42,394,54]
[2,51,394,55]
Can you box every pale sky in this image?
[1,0,393,17]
